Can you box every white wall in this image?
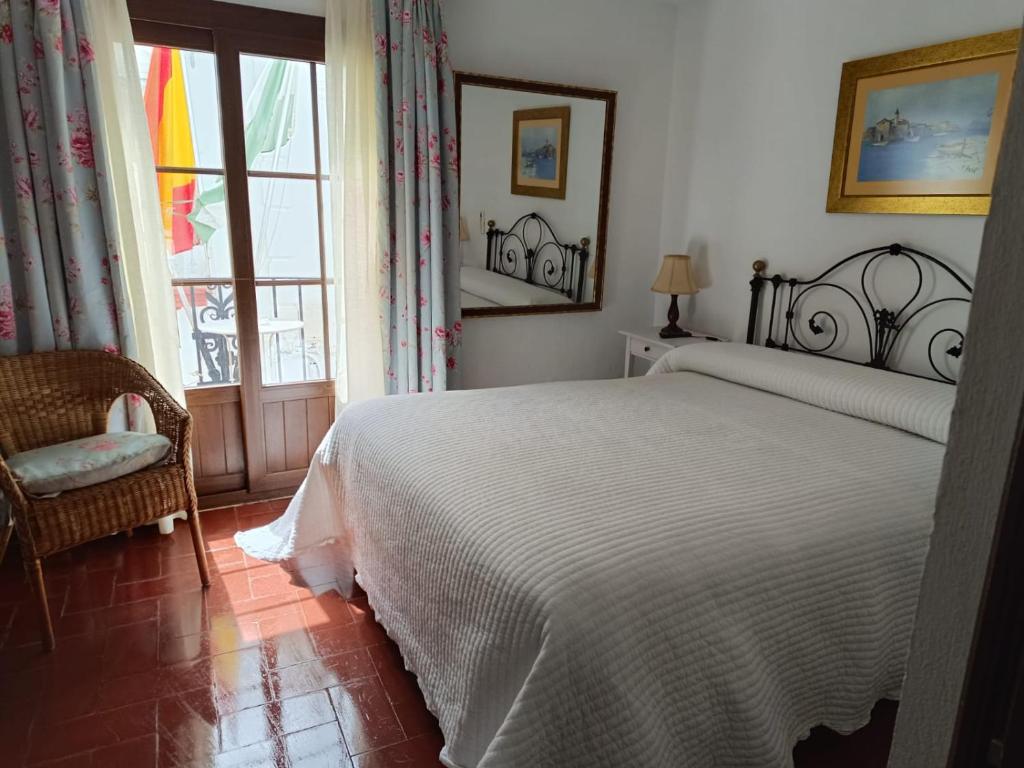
[447,0,680,388]
[461,85,605,295]
[660,0,1024,346]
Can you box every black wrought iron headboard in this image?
[485,213,591,303]
[746,243,973,384]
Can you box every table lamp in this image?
[652,254,699,338]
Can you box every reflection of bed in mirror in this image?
[460,212,590,309]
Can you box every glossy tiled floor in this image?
[0,499,895,767]
[0,500,443,767]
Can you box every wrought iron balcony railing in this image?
[173,279,328,388]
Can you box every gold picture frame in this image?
[511,106,571,199]
[827,29,1020,215]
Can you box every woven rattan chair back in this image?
[0,351,181,456]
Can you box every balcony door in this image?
[132,15,334,503]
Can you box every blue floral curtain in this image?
[0,0,136,359]
[373,0,461,393]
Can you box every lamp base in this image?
[659,324,692,339]
[659,294,692,339]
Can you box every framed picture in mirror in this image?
[512,105,571,199]
[456,72,616,318]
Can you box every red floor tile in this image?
[282,721,349,766]
[102,618,161,678]
[0,497,897,767]
[157,688,220,766]
[98,666,176,711]
[218,690,337,752]
[309,622,386,660]
[368,643,441,740]
[162,551,230,579]
[250,570,298,599]
[63,568,118,614]
[113,572,203,606]
[27,700,157,764]
[351,733,446,768]
[0,698,36,765]
[260,628,320,670]
[111,547,163,584]
[329,676,407,755]
[159,590,211,640]
[90,733,159,768]
[208,738,285,768]
[300,591,355,630]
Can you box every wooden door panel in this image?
[263,401,287,474]
[255,392,335,491]
[186,386,247,497]
[283,400,308,470]
[222,404,246,475]
[186,386,333,499]
[197,405,227,476]
[305,395,332,458]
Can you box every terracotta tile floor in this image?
[0,499,895,767]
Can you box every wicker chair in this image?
[0,351,210,650]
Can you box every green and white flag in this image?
[188,59,299,242]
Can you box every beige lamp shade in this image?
[459,216,471,242]
[652,254,699,295]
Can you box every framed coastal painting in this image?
[827,29,1020,215]
[511,106,571,199]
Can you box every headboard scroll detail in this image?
[746,243,973,384]
[486,213,591,303]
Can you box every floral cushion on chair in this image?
[6,433,172,496]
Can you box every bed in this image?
[238,244,973,768]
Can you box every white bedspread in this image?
[237,343,952,768]
[460,265,571,306]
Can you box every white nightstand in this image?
[618,326,724,377]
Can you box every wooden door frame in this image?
[128,0,325,43]
[215,30,330,493]
[129,0,331,499]
[213,32,266,492]
[948,424,1024,767]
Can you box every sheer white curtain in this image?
[80,0,185,406]
[326,0,385,405]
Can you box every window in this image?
[135,45,333,388]
[240,55,332,386]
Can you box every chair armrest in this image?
[151,398,192,467]
[0,456,26,509]
[117,360,192,467]
[0,455,38,555]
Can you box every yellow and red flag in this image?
[144,47,198,254]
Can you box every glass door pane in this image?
[239,55,317,174]
[239,53,331,386]
[136,44,239,389]
[248,177,321,278]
